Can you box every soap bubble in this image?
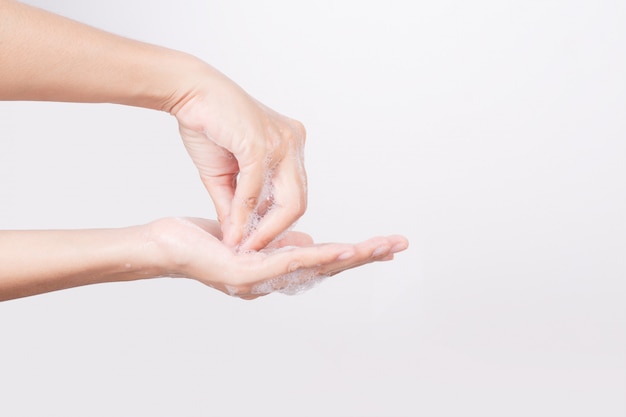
[251,268,329,296]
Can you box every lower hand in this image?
[148,217,409,300]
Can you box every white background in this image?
[1,1,625,416]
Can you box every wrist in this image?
[141,217,226,281]
[123,47,208,114]
[140,217,194,279]
[113,224,168,281]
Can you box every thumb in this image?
[200,174,236,242]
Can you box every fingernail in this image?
[338,250,355,260]
[372,246,390,258]
[390,242,408,254]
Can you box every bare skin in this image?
[0,1,409,301]
[0,0,305,250]
[0,218,409,301]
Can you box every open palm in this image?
[148,217,408,299]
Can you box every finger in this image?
[263,235,406,278]
[234,235,407,297]
[243,242,355,281]
[246,236,403,296]
[200,174,236,230]
[248,236,397,281]
[322,235,409,276]
[239,154,307,251]
[180,126,239,236]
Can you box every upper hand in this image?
[172,64,307,251]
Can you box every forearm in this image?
[0,0,202,111]
[0,225,162,301]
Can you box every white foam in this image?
[239,138,307,250]
[250,268,329,296]
[235,142,314,296]
[236,246,329,296]
[240,168,276,245]
[224,284,240,297]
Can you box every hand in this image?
[172,64,307,252]
[148,217,409,300]
[0,1,306,252]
